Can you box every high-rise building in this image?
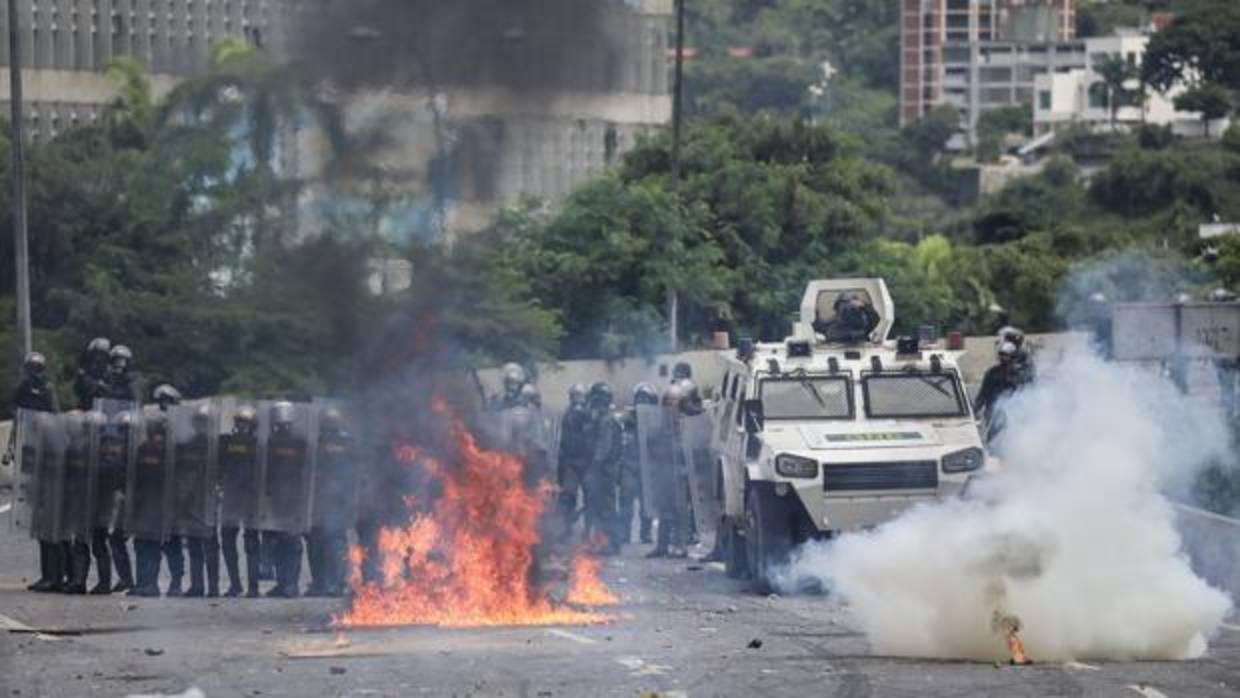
[0,0,290,142]
[900,0,1076,136]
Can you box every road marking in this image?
[545,628,596,645]
[1128,685,1169,698]
[616,656,671,676]
[1063,661,1100,671]
[0,503,11,514]
[0,612,64,642]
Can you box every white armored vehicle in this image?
[712,279,993,590]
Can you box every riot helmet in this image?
[109,345,133,374]
[1209,288,1237,303]
[568,383,588,407]
[998,326,1025,351]
[112,410,135,432]
[997,341,1018,363]
[633,383,660,406]
[234,405,258,435]
[588,382,613,410]
[520,383,542,409]
[152,384,182,411]
[22,352,46,379]
[271,401,295,433]
[191,404,212,435]
[501,363,528,396]
[87,337,111,356]
[1174,292,1193,305]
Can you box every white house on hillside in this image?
[1033,32,1230,138]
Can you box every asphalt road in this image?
[1,521,1238,698]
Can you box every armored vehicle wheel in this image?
[745,485,793,594]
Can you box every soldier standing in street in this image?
[265,401,309,598]
[647,382,689,559]
[557,384,590,536]
[91,410,135,594]
[584,383,623,555]
[618,385,657,546]
[152,385,187,596]
[306,406,356,597]
[176,404,220,598]
[218,405,262,597]
[6,353,63,592]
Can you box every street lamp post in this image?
[668,0,686,354]
[8,0,31,367]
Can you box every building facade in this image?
[1033,32,1229,138]
[900,0,1076,137]
[0,0,289,141]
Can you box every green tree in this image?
[1094,55,1140,131]
[1174,82,1233,138]
[1143,0,1240,93]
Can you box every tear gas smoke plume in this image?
[291,0,624,93]
[781,352,1234,662]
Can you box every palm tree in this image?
[1094,55,1139,132]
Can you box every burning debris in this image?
[336,401,615,628]
[991,611,1032,666]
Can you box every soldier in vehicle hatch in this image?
[218,406,262,597]
[817,293,880,344]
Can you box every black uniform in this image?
[91,427,134,593]
[219,431,261,597]
[557,403,592,533]
[102,370,140,404]
[584,409,624,554]
[974,361,1031,443]
[12,376,62,592]
[175,434,219,597]
[266,429,309,598]
[306,429,355,597]
[129,434,168,596]
[61,437,93,594]
[617,409,651,545]
[73,362,110,411]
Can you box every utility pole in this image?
[8,0,31,367]
[667,0,686,354]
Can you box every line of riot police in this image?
[485,362,717,559]
[6,344,361,599]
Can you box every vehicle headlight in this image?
[775,453,819,479]
[942,447,985,474]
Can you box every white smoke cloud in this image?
[781,351,1234,662]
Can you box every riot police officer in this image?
[648,382,689,559]
[219,405,262,597]
[306,406,356,597]
[619,384,657,545]
[151,385,187,596]
[128,410,170,597]
[266,401,309,598]
[997,326,1035,383]
[6,353,63,592]
[177,404,220,598]
[496,363,528,410]
[584,383,623,555]
[74,338,112,410]
[520,383,542,410]
[60,412,99,594]
[974,342,1031,442]
[557,384,591,535]
[103,345,140,403]
[91,410,135,594]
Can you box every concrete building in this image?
[297,0,674,239]
[1033,32,1231,138]
[0,0,290,142]
[900,0,1077,137]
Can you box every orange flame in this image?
[567,553,619,607]
[336,410,616,628]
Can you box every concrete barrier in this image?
[1176,504,1240,602]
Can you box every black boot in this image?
[184,538,205,597]
[244,530,262,597]
[639,518,653,545]
[62,542,91,594]
[221,527,243,597]
[90,529,113,594]
[28,541,54,592]
[205,533,221,598]
[110,529,134,593]
[44,543,68,592]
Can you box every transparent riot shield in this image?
[9,409,43,536]
[500,405,550,482]
[310,398,360,530]
[169,402,219,538]
[544,413,562,483]
[636,404,682,519]
[217,398,262,530]
[677,412,719,537]
[32,414,68,544]
[93,401,136,531]
[61,412,100,543]
[125,408,174,543]
[257,401,316,534]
